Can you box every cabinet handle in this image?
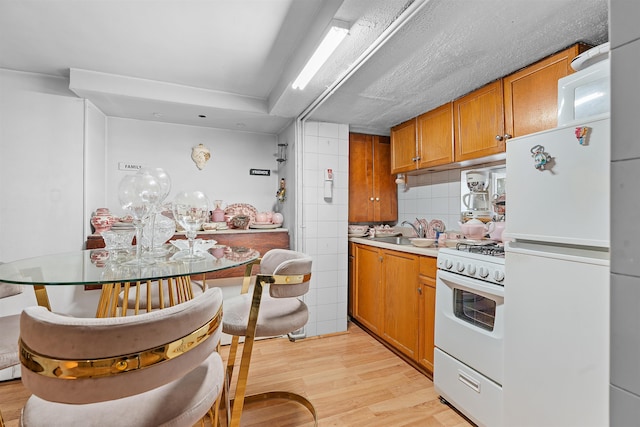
[495,135,504,141]
[417,287,422,295]
[504,133,512,140]
[375,197,380,201]
[370,197,375,201]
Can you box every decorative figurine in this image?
[191,144,211,170]
[276,178,286,202]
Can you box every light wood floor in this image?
[0,322,472,426]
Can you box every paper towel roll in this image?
[324,180,332,199]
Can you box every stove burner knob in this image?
[494,271,505,282]
[445,260,453,270]
[479,267,489,278]
[467,264,476,275]
[456,261,465,272]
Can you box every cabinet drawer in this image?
[420,256,437,278]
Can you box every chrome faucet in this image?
[401,219,424,238]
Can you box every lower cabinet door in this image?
[381,250,419,359]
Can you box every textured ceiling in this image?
[0,0,609,136]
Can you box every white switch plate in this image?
[118,162,144,171]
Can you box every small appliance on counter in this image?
[461,170,492,222]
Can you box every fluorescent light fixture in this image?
[291,20,349,90]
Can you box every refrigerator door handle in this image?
[504,241,609,266]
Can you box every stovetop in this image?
[454,241,505,258]
[437,242,505,285]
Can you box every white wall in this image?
[397,170,463,232]
[276,121,296,245]
[0,69,286,321]
[84,101,107,238]
[0,69,92,318]
[104,118,279,217]
[298,121,349,337]
[609,0,640,423]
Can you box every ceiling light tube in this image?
[291,20,350,90]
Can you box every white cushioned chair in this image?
[0,280,23,427]
[222,248,316,427]
[18,287,225,427]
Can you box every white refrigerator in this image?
[503,114,610,427]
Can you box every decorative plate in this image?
[426,219,446,238]
[224,203,258,224]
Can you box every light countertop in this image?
[349,236,439,257]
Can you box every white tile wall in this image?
[610,2,640,422]
[397,169,463,232]
[299,121,349,337]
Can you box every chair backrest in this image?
[0,261,23,299]
[19,287,223,405]
[259,249,312,298]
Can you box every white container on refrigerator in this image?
[503,241,609,427]
[504,115,610,248]
[557,57,609,126]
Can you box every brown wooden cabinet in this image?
[454,79,506,162]
[418,256,437,372]
[351,242,436,375]
[349,133,397,223]
[381,249,419,359]
[503,44,588,139]
[353,243,384,334]
[389,43,588,170]
[416,102,454,169]
[390,118,417,174]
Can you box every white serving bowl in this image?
[410,238,436,247]
[348,225,368,234]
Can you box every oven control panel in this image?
[437,249,505,286]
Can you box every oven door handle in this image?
[437,270,505,298]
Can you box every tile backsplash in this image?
[397,169,463,233]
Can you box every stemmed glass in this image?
[140,167,172,256]
[118,172,161,265]
[172,190,210,260]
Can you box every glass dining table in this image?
[0,245,260,317]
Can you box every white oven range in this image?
[434,245,505,427]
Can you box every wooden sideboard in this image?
[86,228,290,281]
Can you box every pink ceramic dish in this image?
[224,203,258,224]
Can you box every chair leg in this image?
[0,408,5,427]
[228,279,263,427]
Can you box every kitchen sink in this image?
[369,236,413,245]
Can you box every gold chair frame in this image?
[95,275,203,317]
[224,259,317,427]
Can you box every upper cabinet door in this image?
[349,133,398,223]
[373,135,397,222]
[390,118,417,174]
[349,133,374,223]
[503,44,587,139]
[416,102,454,169]
[454,80,505,162]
